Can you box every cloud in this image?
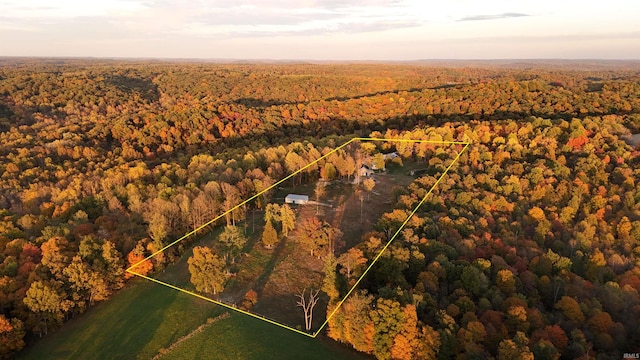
[312,0,406,10]
[188,9,347,27]
[445,31,640,43]
[458,12,530,22]
[222,19,421,38]
[147,0,422,38]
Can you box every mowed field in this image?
[17,277,364,360]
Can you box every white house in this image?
[285,194,309,205]
[359,165,374,178]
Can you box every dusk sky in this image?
[1,0,639,60]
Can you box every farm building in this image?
[285,194,309,205]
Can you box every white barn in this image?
[285,194,309,205]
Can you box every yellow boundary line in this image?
[316,141,469,337]
[126,137,470,338]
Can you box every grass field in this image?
[17,277,364,360]
[160,312,367,360]
[17,277,221,360]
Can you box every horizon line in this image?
[2,56,640,63]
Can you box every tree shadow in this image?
[232,87,425,108]
[104,75,160,103]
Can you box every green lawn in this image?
[160,312,367,360]
[18,278,222,360]
[17,278,365,360]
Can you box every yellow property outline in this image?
[127,137,470,338]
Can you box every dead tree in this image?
[296,288,320,332]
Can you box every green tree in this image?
[187,247,225,295]
[218,225,246,266]
[461,265,483,296]
[322,255,339,303]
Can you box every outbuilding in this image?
[285,194,309,205]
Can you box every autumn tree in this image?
[261,220,278,249]
[23,280,68,336]
[373,153,385,171]
[322,255,339,303]
[264,203,281,227]
[496,269,516,295]
[555,296,585,327]
[0,315,25,358]
[321,163,337,181]
[497,332,534,360]
[40,237,73,279]
[363,178,375,201]
[314,182,326,215]
[188,246,225,295]
[285,151,305,185]
[328,290,375,353]
[279,204,296,237]
[337,248,367,281]
[147,212,168,248]
[298,217,342,258]
[220,182,240,226]
[218,225,246,266]
[377,209,410,240]
[126,242,153,278]
[63,255,110,309]
[100,240,124,288]
[414,325,441,360]
[370,298,405,359]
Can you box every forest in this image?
[0,58,639,359]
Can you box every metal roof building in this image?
[285,194,309,205]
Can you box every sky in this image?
[1,0,639,60]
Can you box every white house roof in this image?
[285,194,308,201]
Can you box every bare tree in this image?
[296,288,320,332]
